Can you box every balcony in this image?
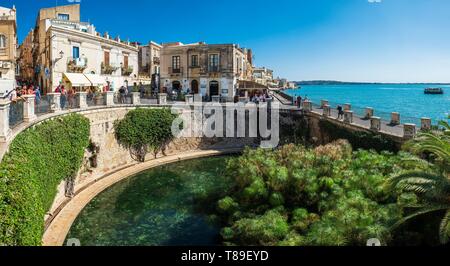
[67,57,88,73]
[101,62,119,75]
[168,67,183,76]
[209,66,220,73]
[121,66,134,76]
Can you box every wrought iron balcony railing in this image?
[121,66,134,76]
[168,67,183,75]
[67,57,88,73]
[101,62,119,75]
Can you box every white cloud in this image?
[368,0,382,3]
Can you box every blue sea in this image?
[286,84,450,125]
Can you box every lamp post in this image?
[50,49,64,92]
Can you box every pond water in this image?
[66,157,232,246]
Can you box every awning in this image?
[63,73,91,87]
[84,74,107,86]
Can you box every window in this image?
[124,55,129,69]
[191,55,198,67]
[104,51,110,66]
[172,56,180,71]
[72,46,80,59]
[58,14,70,21]
[0,35,6,48]
[209,54,219,72]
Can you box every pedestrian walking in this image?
[337,105,344,120]
[119,86,126,104]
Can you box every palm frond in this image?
[391,205,450,231]
[439,210,450,244]
[390,172,448,188]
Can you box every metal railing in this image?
[35,95,51,115]
[168,67,183,75]
[9,101,24,128]
[87,93,106,107]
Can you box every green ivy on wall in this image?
[114,108,177,162]
[0,114,90,246]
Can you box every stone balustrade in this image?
[76,92,88,109]
[185,95,194,104]
[404,124,416,139]
[391,112,400,126]
[323,105,331,117]
[365,107,374,119]
[47,93,61,112]
[23,95,37,123]
[421,118,432,131]
[131,92,140,105]
[302,100,312,112]
[158,93,167,105]
[211,96,221,103]
[0,93,433,145]
[371,117,381,132]
[0,100,11,142]
[344,110,353,124]
[104,91,114,106]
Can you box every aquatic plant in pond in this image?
[66,157,232,246]
[218,141,437,246]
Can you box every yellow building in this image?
[17,30,34,81]
[0,5,17,95]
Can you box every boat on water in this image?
[424,88,444,95]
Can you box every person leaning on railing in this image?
[6,87,29,104]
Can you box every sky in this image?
[2,0,450,83]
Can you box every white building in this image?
[31,4,139,93]
[48,20,139,92]
[253,67,274,86]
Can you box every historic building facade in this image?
[159,42,253,101]
[253,67,274,87]
[28,4,139,93]
[139,41,161,90]
[17,30,34,81]
[0,5,17,83]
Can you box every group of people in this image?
[54,84,77,110]
[9,83,42,105]
[251,92,270,104]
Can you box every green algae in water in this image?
[66,156,233,246]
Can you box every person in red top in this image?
[27,85,34,95]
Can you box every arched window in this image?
[0,35,6,48]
